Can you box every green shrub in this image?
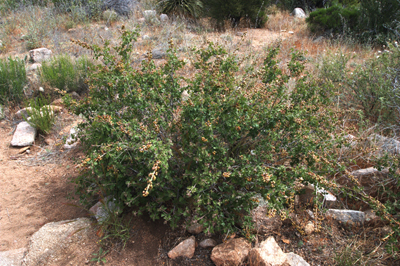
[203,0,268,29]
[70,28,339,236]
[358,0,400,44]
[157,0,203,18]
[40,55,93,93]
[320,44,400,125]
[277,0,359,11]
[25,95,55,134]
[306,5,360,34]
[0,56,27,104]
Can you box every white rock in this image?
[289,31,294,34]
[11,122,37,147]
[286,252,310,266]
[248,236,288,266]
[29,48,52,63]
[291,8,306,18]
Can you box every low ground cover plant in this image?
[25,95,55,134]
[71,27,341,236]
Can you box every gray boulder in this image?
[326,209,365,226]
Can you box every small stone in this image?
[187,223,204,234]
[304,221,314,235]
[11,122,37,147]
[39,87,44,92]
[167,236,196,259]
[288,31,294,34]
[211,238,251,266]
[142,35,151,40]
[199,239,217,248]
[160,14,168,22]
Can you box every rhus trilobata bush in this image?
[71,27,339,236]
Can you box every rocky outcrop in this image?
[22,218,93,266]
[29,48,52,63]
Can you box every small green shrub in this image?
[71,28,339,237]
[306,5,360,34]
[203,0,268,29]
[40,55,93,93]
[0,56,27,104]
[320,44,400,125]
[157,0,203,18]
[25,95,55,134]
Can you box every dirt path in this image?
[0,118,86,252]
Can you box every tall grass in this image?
[40,55,93,93]
[0,56,27,104]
